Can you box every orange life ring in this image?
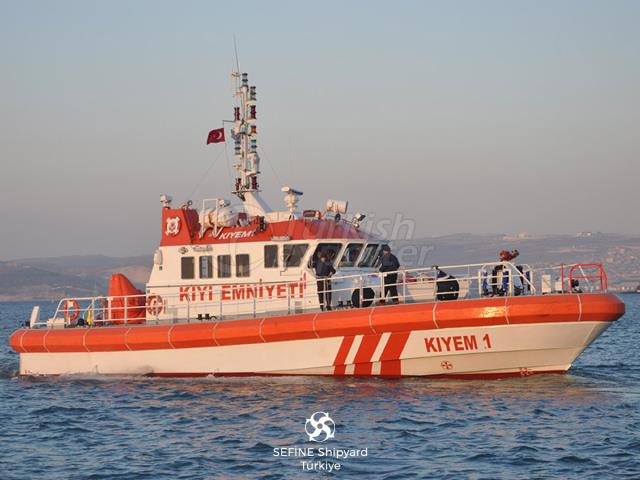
[146,295,164,316]
[61,299,80,322]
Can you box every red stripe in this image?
[353,334,382,375]
[332,336,355,375]
[379,332,410,376]
[333,336,355,365]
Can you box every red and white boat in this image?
[9,71,625,378]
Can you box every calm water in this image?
[0,296,638,479]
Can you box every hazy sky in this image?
[1,1,639,259]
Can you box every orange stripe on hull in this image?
[379,332,411,376]
[85,328,128,352]
[315,308,375,338]
[10,293,625,354]
[261,314,317,343]
[169,323,217,349]
[353,334,382,375]
[332,336,355,375]
[126,325,173,351]
[214,318,263,346]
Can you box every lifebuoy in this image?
[146,295,164,316]
[351,288,375,308]
[61,299,80,322]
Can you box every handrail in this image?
[35,261,609,329]
[568,263,607,292]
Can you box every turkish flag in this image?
[207,128,225,144]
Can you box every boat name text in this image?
[424,334,493,353]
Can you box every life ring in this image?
[351,288,375,308]
[146,295,164,316]
[61,299,80,322]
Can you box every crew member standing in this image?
[314,251,336,311]
[379,245,400,304]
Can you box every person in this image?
[379,245,400,304]
[314,251,336,311]
[310,249,322,269]
[434,267,459,301]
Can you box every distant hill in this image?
[0,233,638,300]
[0,255,152,301]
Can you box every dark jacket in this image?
[314,259,336,278]
[379,253,400,273]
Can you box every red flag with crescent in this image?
[206,128,225,144]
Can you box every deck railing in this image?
[30,261,608,329]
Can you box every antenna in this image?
[230,64,260,201]
[226,44,271,216]
[233,35,241,75]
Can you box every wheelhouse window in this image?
[181,256,195,279]
[236,254,250,277]
[264,245,278,268]
[199,256,213,279]
[217,255,231,278]
[283,244,309,268]
[339,243,364,267]
[357,244,379,268]
[309,243,343,268]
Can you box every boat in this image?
[8,71,625,378]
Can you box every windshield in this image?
[339,243,364,267]
[357,244,379,268]
[309,243,343,268]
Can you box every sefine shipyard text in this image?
[273,447,369,472]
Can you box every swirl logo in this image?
[304,411,336,442]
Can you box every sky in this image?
[1,0,639,259]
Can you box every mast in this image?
[231,71,271,216]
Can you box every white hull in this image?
[18,321,611,378]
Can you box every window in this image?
[217,255,231,278]
[339,243,364,267]
[236,254,250,277]
[264,245,278,268]
[309,243,343,268]
[283,244,309,268]
[181,256,195,279]
[199,256,213,279]
[357,244,379,268]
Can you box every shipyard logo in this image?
[305,412,335,442]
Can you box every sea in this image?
[0,296,638,480]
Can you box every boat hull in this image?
[10,294,624,378]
